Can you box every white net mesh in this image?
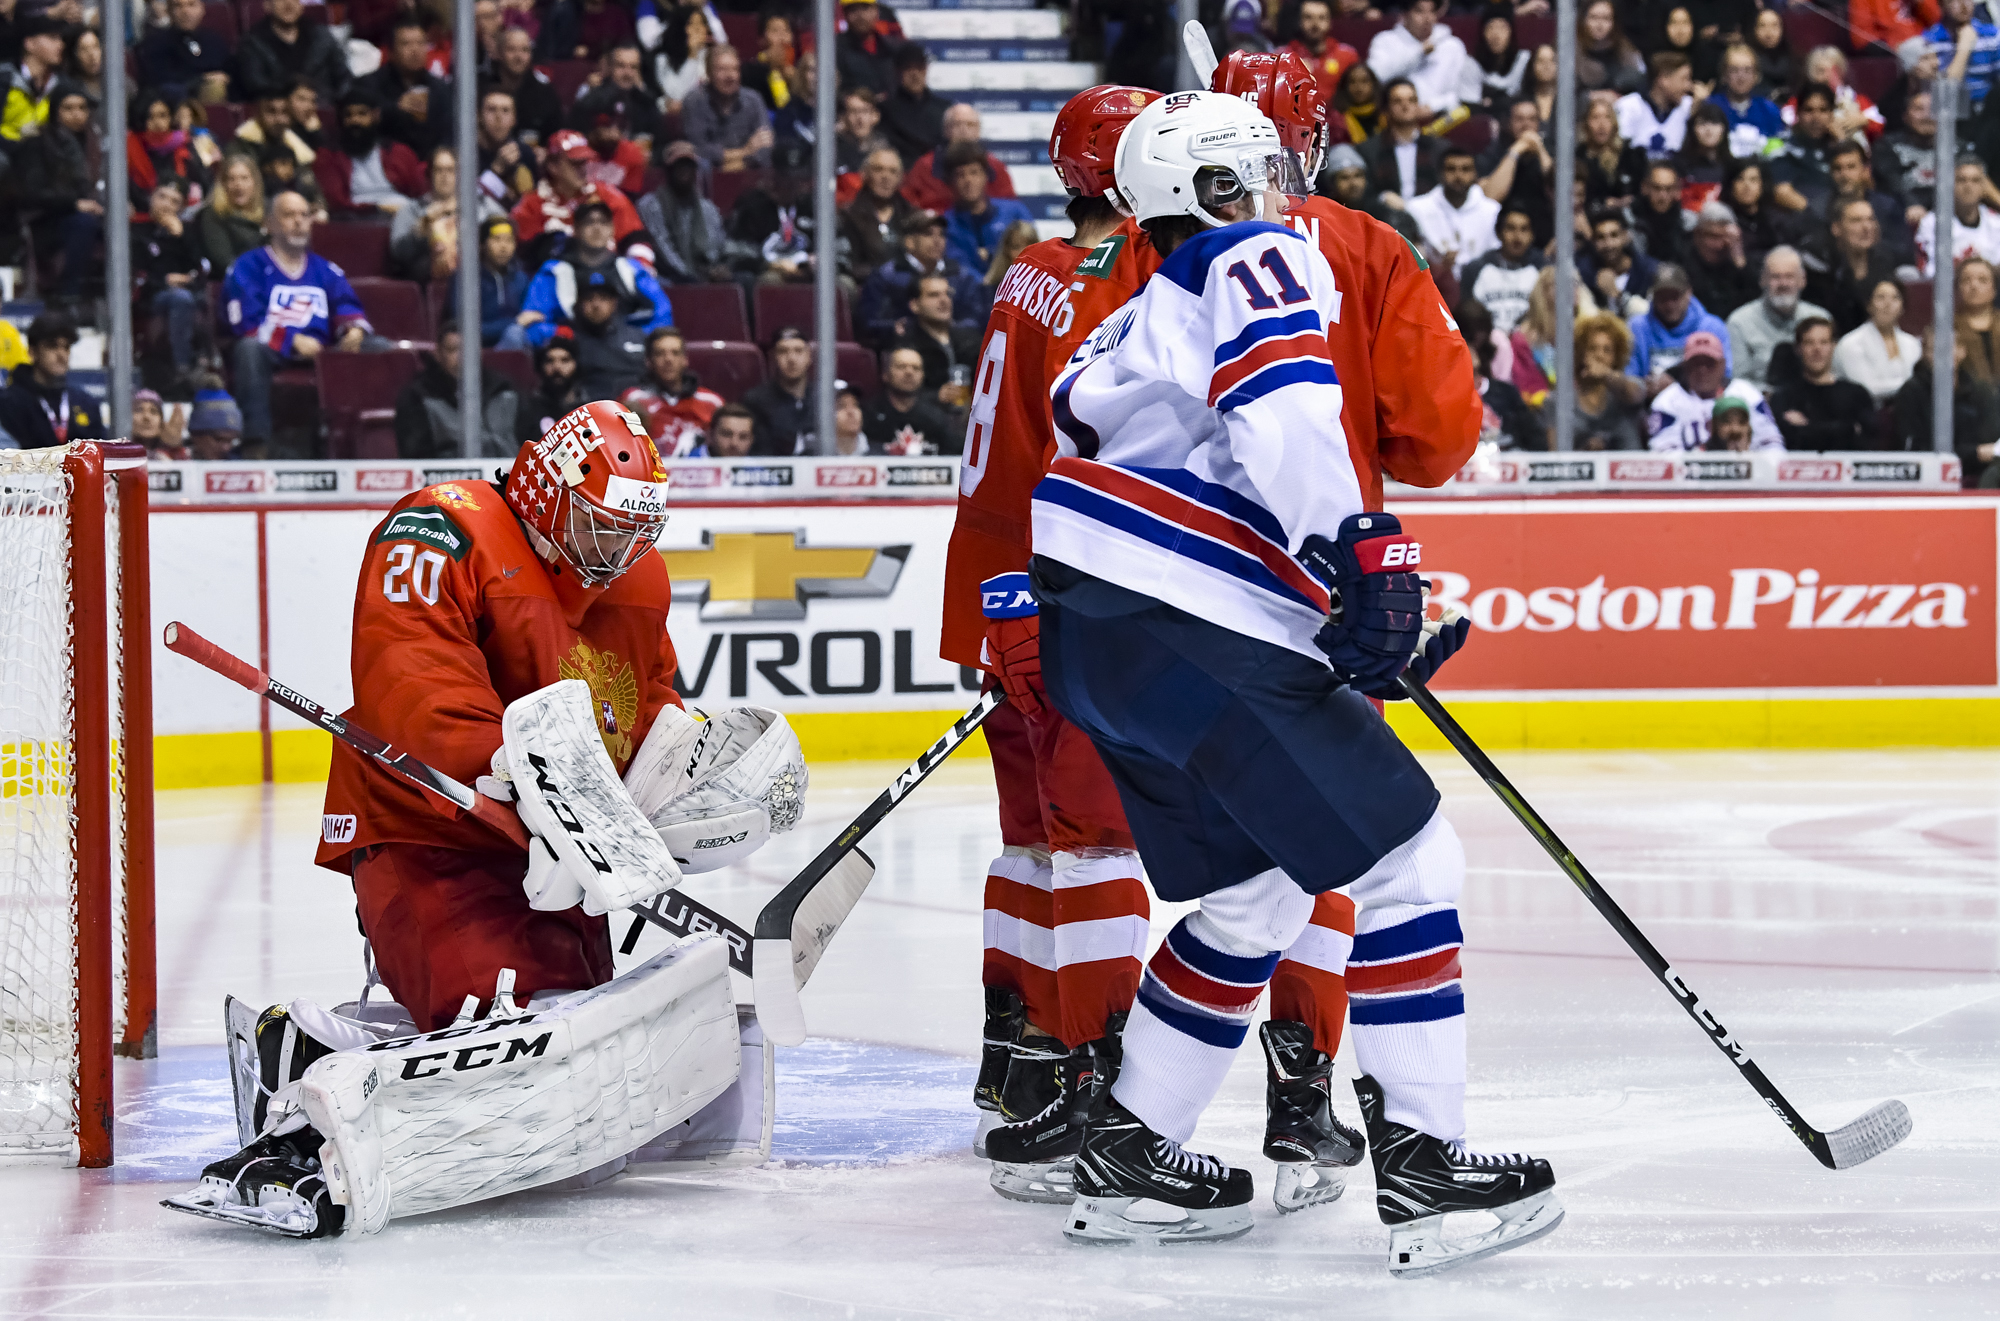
[0,446,127,1161]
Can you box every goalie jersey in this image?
[1031,220,1366,662]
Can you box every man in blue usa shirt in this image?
[224,188,387,451]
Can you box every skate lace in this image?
[1446,1140,1530,1168]
[1152,1137,1226,1181]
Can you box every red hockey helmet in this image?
[1049,84,1163,198]
[505,399,670,586]
[1211,49,1329,181]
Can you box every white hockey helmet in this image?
[1110,89,1310,228]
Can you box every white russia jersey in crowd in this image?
[1031,219,1355,662]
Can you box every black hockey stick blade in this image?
[1399,674,1911,1170]
[754,689,1006,1045]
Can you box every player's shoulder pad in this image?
[1153,220,1308,298]
[374,487,484,561]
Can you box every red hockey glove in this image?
[980,572,1044,719]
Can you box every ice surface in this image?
[1,751,1996,1317]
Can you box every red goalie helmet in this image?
[505,400,670,586]
[1049,84,1163,197]
[1211,49,1329,181]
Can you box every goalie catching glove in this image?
[623,702,808,873]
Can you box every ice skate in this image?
[987,1016,1123,1204]
[1062,1094,1254,1244]
[973,989,1024,1158]
[1355,1074,1562,1277]
[1259,1020,1364,1213]
[161,1128,345,1239]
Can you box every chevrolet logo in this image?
[658,530,909,622]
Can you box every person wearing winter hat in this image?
[1321,141,1424,249]
[131,388,191,459]
[186,386,245,460]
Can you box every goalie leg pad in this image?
[299,935,741,1228]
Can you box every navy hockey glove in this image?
[1362,605,1471,700]
[1298,513,1426,689]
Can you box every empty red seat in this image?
[666,283,751,341]
[754,284,851,346]
[317,348,422,458]
[684,340,766,401]
[483,348,535,395]
[834,343,878,398]
[709,168,763,219]
[1900,279,1933,336]
[313,222,391,279]
[542,59,596,104]
[202,102,246,142]
[202,0,238,42]
[351,277,433,343]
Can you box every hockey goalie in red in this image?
[166,400,808,1241]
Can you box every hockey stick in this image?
[1399,674,1911,1170]
[161,622,754,973]
[1183,19,1219,84]
[753,686,1008,1046]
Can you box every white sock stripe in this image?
[986,853,1055,891]
[1050,851,1143,887]
[1351,898,1457,936]
[1052,914,1150,967]
[984,911,1057,970]
[1276,922,1353,974]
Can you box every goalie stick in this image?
[161,622,753,973]
[1400,673,1912,1170]
[753,687,1008,1046]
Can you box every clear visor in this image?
[1195,148,1312,212]
[559,495,666,585]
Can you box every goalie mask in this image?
[505,400,670,586]
[1050,84,1163,197]
[1110,89,1310,227]
[1210,49,1329,183]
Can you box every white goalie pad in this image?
[624,703,808,873]
[298,935,741,1233]
[505,679,684,915]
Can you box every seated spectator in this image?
[393,147,502,283]
[830,384,870,455]
[17,88,104,304]
[1770,315,1877,450]
[1577,0,1646,97]
[730,139,821,286]
[1768,84,1843,216]
[1367,0,1468,118]
[567,271,649,398]
[1476,98,1551,244]
[475,86,537,208]
[750,11,798,115]
[1458,205,1545,334]
[237,0,352,102]
[1550,311,1647,449]
[1876,86,1935,235]
[1925,0,2000,113]
[1823,142,1911,259]
[1286,0,1362,107]
[1578,206,1658,318]
[706,401,757,457]
[1579,97,1648,210]
[1506,265,1601,404]
[233,92,317,190]
[1917,156,2000,277]
[573,88,648,196]
[522,199,673,344]
[3,15,67,146]
[1616,51,1694,159]
[1652,5,1723,98]
[833,85,892,181]
[881,42,950,167]
[1727,247,1831,388]
[864,345,957,455]
[1852,0,1935,54]
[194,153,268,275]
[1332,62,1384,146]
[1779,48,1885,143]
[364,19,450,158]
[1684,201,1759,319]
[1646,330,1782,450]
[284,80,326,151]
[137,0,232,105]
[1466,3,1524,118]
[1834,278,1922,405]
[1880,36,1937,135]
[185,385,245,460]
[510,129,644,267]
[1804,197,1901,338]
[844,146,915,275]
[394,321,520,457]
[482,27,562,145]
[1897,329,2000,481]
[1722,156,1785,269]
[903,104,1019,215]
[857,208,984,347]
[1672,103,1729,210]
[1632,162,1689,266]
[619,325,723,455]
[1322,143,1423,248]
[649,4,712,117]
[128,90,209,206]
[315,87,428,216]
[1354,79,1443,210]
[64,28,103,106]
[132,179,206,382]
[224,189,385,452]
[743,327,815,454]
[893,273,981,396]
[1707,42,1783,158]
[1750,8,1795,98]
[637,141,732,284]
[518,327,583,444]
[130,389,189,460]
[1455,298,1545,450]
[0,314,109,448]
[983,220,1039,299]
[1628,262,1729,385]
[941,143,1034,278]
[835,0,901,100]
[572,42,662,152]
[771,49,819,149]
[546,0,636,62]
[474,216,531,349]
[1962,256,2000,378]
[684,44,773,173]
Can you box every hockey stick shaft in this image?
[163,622,754,962]
[1400,674,1902,1169]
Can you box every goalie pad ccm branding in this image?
[505,679,684,915]
[624,704,808,873]
[299,935,741,1234]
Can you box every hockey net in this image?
[0,443,154,1167]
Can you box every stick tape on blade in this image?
[753,848,875,1047]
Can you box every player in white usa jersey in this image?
[1025,90,1561,1274]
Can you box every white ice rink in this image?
[3,748,1996,1318]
